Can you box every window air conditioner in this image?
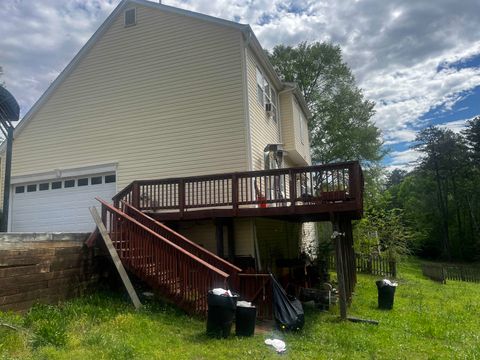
[265,102,274,116]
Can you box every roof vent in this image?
[124,8,136,27]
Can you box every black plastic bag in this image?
[271,274,304,331]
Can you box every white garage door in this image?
[11,173,117,232]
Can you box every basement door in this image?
[10,173,117,232]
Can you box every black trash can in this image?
[235,305,256,337]
[376,280,397,310]
[206,291,238,338]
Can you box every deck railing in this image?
[113,161,363,217]
[97,198,229,316]
[121,200,242,289]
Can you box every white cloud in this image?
[1,0,480,167]
[387,148,421,171]
[438,117,473,134]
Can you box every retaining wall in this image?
[0,233,101,312]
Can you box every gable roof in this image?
[2,0,309,150]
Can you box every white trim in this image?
[11,162,118,185]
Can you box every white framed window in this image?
[256,67,278,122]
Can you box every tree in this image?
[409,126,478,260]
[464,116,480,166]
[268,42,384,165]
[386,169,407,189]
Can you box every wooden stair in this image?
[96,198,238,316]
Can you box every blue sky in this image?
[1,0,479,170]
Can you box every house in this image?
[0,0,362,276]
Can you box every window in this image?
[27,184,37,192]
[124,8,136,27]
[39,183,49,191]
[91,176,102,185]
[52,181,62,190]
[299,112,305,145]
[15,186,25,194]
[105,175,116,183]
[256,68,264,107]
[256,67,278,121]
[78,178,89,186]
[64,180,75,188]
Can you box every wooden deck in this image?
[113,161,364,222]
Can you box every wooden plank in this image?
[333,221,347,320]
[90,206,142,310]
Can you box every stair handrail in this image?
[112,182,133,204]
[121,200,243,276]
[96,197,229,280]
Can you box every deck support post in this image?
[227,219,235,260]
[332,215,347,320]
[215,219,224,258]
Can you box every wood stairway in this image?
[96,198,244,316]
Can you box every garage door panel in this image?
[11,174,117,232]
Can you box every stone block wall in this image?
[0,233,101,312]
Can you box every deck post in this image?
[232,174,238,216]
[215,219,225,258]
[179,179,185,217]
[132,182,140,209]
[332,216,347,320]
[227,219,235,260]
[289,168,296,210]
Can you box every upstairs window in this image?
[256,67,278,122]
[124,8,136,27]
[256,68,264,107]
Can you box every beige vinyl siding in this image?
[246,49,281,171]
[7,4,248,192]
[280,92,295,162]
[178,219,254,257]
[280,91,311,166]
[292,98,312,164]
[255,218,300,271]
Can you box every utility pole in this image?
[0,86,20,232]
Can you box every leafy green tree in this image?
[268,42,384,166]
[355,206,412,261]
[464,116,480,166]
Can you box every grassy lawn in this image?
[1,258,480,360]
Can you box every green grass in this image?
[1,258,480,359]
